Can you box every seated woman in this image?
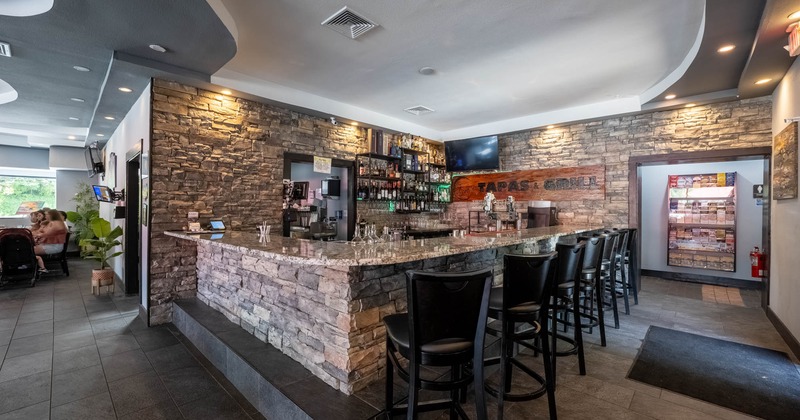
[28,210,45,234]
[34,210,68,271]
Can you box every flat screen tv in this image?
[85,146,104,178]
[445,135,499,172]
[92,185,114,203]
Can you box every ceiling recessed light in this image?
[546,125,555,129]
[351,121,358,126]
[72,65,91,72]
[717,45,735,53]
[755,78,772,85]
[68,117,79,121]
[118,87,132,93]
[70,97,85,102]
[104,116,115,120]
[220,89,232,95]
[789,10,800,20]
[149,44,167,53]
[418,67,435,76]
[96,134,105,137]
[685,103,696,108]
[664,94,676,100]
[67,135,76,140]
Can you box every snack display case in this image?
[667,173,736,272]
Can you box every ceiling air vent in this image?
[321,6,378,39]
[404,105,435,116]
[0,42,11,58]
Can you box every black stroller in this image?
[0,228,39,288]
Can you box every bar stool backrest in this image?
[616,229,630,257]
[626,228,638,254]
[406,268,493,355]
[580,236,605,271]
[555,242,585,285]
[502,252,558,312]
[601,232,619,262]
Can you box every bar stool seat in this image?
[489,288,541,314]
[385,313,473,362]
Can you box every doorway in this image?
[124,148,141,296]
[628,147,772,308]
[282,153,356,240]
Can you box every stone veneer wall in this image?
[449,97,773,228]
[147,79,439,324]
[195,236,562,394]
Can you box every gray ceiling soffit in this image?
[645,0,765,104]
[0,0,236,149]
[739,0,799,98]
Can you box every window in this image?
[0,175,56,217]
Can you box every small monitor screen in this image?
[92,185,114,203]
[209,220,225,230]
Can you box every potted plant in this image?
[80,217,123,294]
[67,183,99,255]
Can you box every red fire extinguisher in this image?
[750,247,765,278]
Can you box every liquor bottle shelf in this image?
[669,197,735,201]
[356,152,401,161]
[668,248,734,256]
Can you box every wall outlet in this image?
[188,212,199,219]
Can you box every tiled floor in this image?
[1,259,796,420]
[0,259,261,420]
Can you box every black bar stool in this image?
[599,231,620,329]
[613,229,632,315]
[384,268,493,420]
[551,242,586,381]
[576,235,607,347]
[624,228,640,305]
[484,252,558,420]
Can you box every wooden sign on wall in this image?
[451,165,605,202]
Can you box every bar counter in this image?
[166,225,594,394]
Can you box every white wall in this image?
[641,160,764,281]
[770,58,800,343]
[100,84,151,306]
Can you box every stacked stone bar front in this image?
[168,226,587,394]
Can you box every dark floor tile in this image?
[145,343,199,373]
[0,350,52,383]
[245,345,314,387]
[50,391,115,420]
[96,334,140,357]
[53,344,100,375]
[87,309,121,322]
[160,366,224,406]
[0,331,11,347]
[0,400,49,420]
[117,400,183,420]
[177,388,251,420]
[53,307,87,322]
[19,302,52,314]
[134,327,179,352]
[101,348,153,382]
[0,371,51,415]
[54,317,92,335]
[53,329,95,352]
[90,316,131,339]
[51,364,108,407]
[5,332,53,359]
[16,309,53,325]
[108,370,172,416]
[176,299,240,333]
[11,320,52,340]
[0,318,17,333]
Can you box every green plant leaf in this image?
[89,218,112,238]
[66,211,82,223]
[107,226,123,241]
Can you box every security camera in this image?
[330,117,338,125]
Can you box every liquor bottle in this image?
[359,160,365,176]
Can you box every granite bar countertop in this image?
[165,225,596,267]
